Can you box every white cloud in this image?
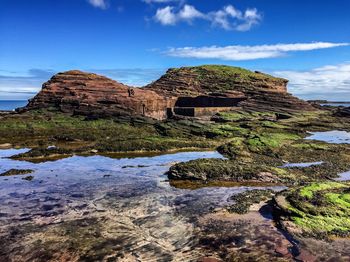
[154,4,262,31]
[179,5,205,21]
[155,6,178,25]
[155,5,204,25]
[209,6,261,31]
[274,63,350,99]
[166,42,349,61]
[88,0,107,9]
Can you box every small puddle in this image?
[335,170,350,181]
[280,161,324,168]
[306,130,350,144]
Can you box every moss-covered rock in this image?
[274,182,350,238]
[166,158,287,183]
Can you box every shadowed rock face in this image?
[335,107,350,117]
[23,65,315,119]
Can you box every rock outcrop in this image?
[146,65,314,113]
[22,65,315,119]
[335,107,350,117]
[25,70,174,120]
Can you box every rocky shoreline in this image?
[1,65,350,259]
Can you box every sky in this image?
[1,0,350,101]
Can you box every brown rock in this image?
[295,249,317,262]
[146,65,315,114]
[22,65,315,120]
[25,70,175,120]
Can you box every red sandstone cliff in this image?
[23,65,315,119]
[26,70,174,120]
[145,65,314,114]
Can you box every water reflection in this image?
[0,149,287,261]
[306,130,350,144]
[279,161,324,168]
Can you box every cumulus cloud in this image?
[154,4,262,31]
[88,0,107,9]
[155,4,204,25]
[274,63,350,100]
[165,42,349,61]
[209,5,261,31]
[155,6,178,25]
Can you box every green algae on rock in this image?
[274,182,350,238]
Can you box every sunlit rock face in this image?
[23,65,315,120]
[24,70,174,120]
[146,65,315,114]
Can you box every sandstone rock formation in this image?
[23,65,315,119]
[25,70,175,120]
[146,65,314,114]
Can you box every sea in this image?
[0,100,28,111]
[320,103,350,107]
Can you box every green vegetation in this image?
[167,158,288,183]
[169,65,287,93]
[177,65,286,82]
[0,109,220,160]
[1,103,350,241]
[277,182,350,238]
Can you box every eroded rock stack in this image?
[25,70,174,120]
[146,65,314,113]
[23,65,315,119]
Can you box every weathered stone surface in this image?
[24,70,174,120]
[335,107,350,117]
[146,65,315,113]
[22,65,315,119]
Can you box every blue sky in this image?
[1,0,350,100]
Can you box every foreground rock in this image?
[273,182,350,239]
[166,158,283,183]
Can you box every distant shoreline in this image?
[308,100,350,104]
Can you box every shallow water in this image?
[0,149,291,261]
[280,161,324,168]
[306,130,350,144]
[335,170,350,181]
[2,148,350,261]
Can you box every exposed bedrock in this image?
[24,70,175,120]
[22,65,315,119]
[335,107,350,117]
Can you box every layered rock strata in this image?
[23,65,315,119]
[25,70,175,120]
